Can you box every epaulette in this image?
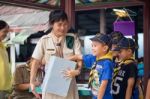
[66,33,75,49]
[41,34,51,39]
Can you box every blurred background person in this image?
[0,20,12,99]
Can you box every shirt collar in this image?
[0,42,5,48]
[96,51,113,61]
[48,32,65,43]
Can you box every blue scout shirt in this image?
[83,52,114,99]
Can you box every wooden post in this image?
[144,0,150,96]
[100,9,106,33]
[10,32,16,74]
[62,0,75,29]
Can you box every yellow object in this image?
[119,57,135,65]
[0,42,12,91]
[113,9,129,17]
[138,84,144,99]
[115,12,128,17]
[96,51,113,61]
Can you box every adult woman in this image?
[30,10,82,99]
[0,20,12,99]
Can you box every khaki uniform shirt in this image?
[11,64,43,99]
[32,32,81,99]
[32,32,81,65]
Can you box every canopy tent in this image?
[0,4,41,15]
[0,5,50,44]
[0,5,50,73]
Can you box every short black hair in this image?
[49,10,68,25]
[110,31,124,44]
[0,20,8,30]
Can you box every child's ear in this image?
[103,45,109,52]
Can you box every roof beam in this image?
[64,0,75,29]
[0,0,60,10]
[75,1,144,11]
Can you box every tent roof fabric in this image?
[0,5,50,27]
[0,4,41,16]
[0,5,50,44]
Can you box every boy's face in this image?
[51,20,69,37]
[91,41,108,56]
[118,48,132,61]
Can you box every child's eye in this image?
[92,45,96,47]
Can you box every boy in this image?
[11,59,44,99]
[109,31,124,59]
[109,31,124,83]
[68,33,114,99]
[110,31,124,51]
[111,37,138,99]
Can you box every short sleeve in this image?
[82,54,96,69]
[13,67,23,85]
[73,35,82,55]
[32,38,44,60]
[101,60,113,80]
[128,63,137,78]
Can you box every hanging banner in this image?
[114,21,135,36]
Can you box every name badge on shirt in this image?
[46,49,56,55]
[47,49,55,51]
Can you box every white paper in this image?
[42,56,76,97]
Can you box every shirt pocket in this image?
[23,71,30,83]
[45,49,56,63]
[46,49,56,55]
